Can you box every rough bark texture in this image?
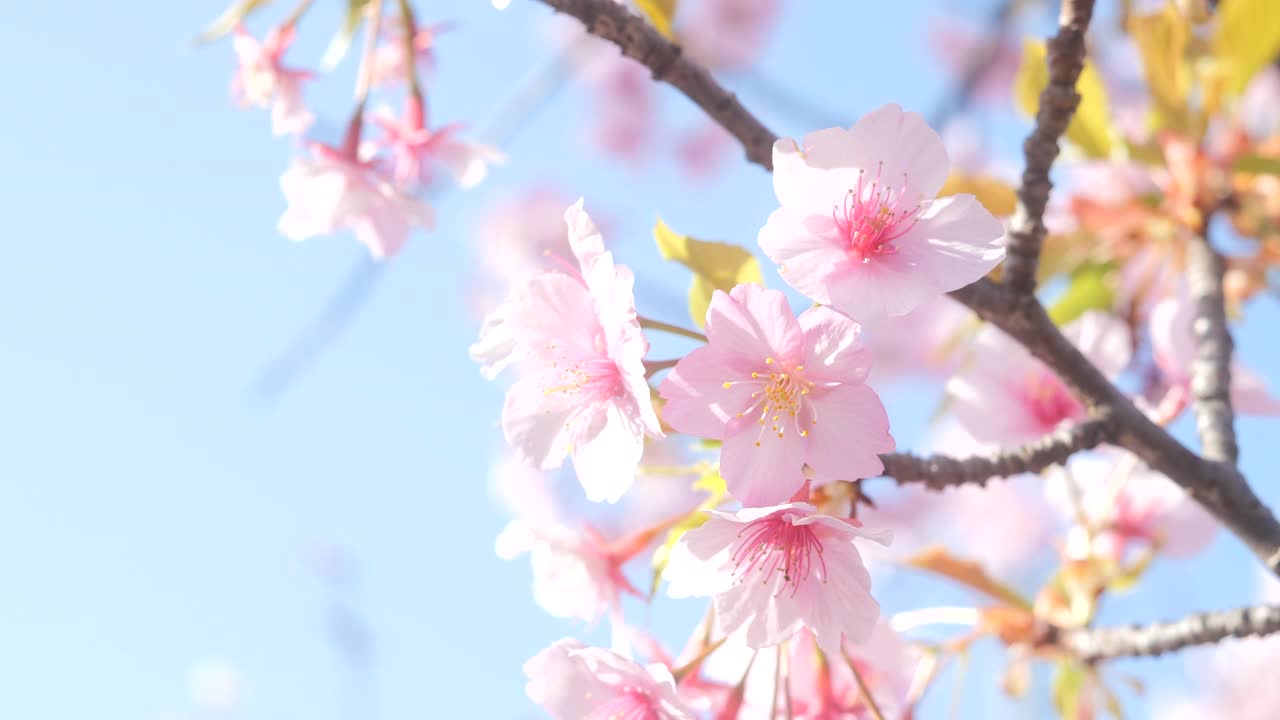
[1186,235,1239,464]
[1064,605,1280,661]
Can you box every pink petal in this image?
[1061,310,1131,380]
[843,103,949,201]
[803,384,893,482]
[570,403,645,503]
[502,374,576,471]
[891,193,1006,296]
[797,304,870,384]
[720,422,806,506]
[757,207,843,306]
[659,346,759,438]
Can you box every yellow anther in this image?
[722,382,733,389]
[765,357,774,364]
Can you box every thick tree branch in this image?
[1063,604,1280,661]
[1002,0,1096,294]
[531,0,778,170]
[880,415,1113,491]
[1186,234,1239,464]
[533,0,1280,576]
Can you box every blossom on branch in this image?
[664,502,890,655]
[658,283,893,507]
[759,103,1006,322]
[230,24,314,137]
[525,638,698,720]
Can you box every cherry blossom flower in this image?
[947,310,1132,445]
[785,622,917,720]
[371,97,503,193]
[1045,450,1217,562]
[659,283,893,507]
[525,638,698,720]
[276,142,434,259]
[230,24,313,136]
[861,296,974,383]
[476,200,663,502]
[370,22,446,88]
[1150,294,1280,416]
[474,188,575,288]
[680,0,782,71]
[758,103,1006,322]
[664,502,891,654]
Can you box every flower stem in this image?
[638,316,707,343]
[643,358,679,377]
[842,647,888,720]
[284,0,316,28]
[395,0,423,103]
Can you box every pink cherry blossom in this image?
[370,22,446,88]
[477,200,663,502]
[861,296,974,383]
[758,103,1006,322]
[1046,450,1217,562]
[947,310,1132,445]
[664,502,891,655]
[230,24,313,136]
[525,638,698,720]
[276,142,434,259]
[587,56,658,165]
[659,283,894,507]
[1150,294,1280,416]
[475,188,576,287]
[927,20,1021,105]
[371,97,503,193]
[785,622,917,720]
[680,0,782,71]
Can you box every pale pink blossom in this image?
[758,103,1006,322]
[784,623,917,720]
[231,24,313,136]
[947,311,1132,445]
[664,502,890,655]
[1046,450,1217,561]
[276,142,434,259]
[861,296,974,383]
[525,638,698,720]
[588,56,658,165]
[475,188,576,286]
[1158,634,1280,720]
[372,97,503,193]
[370,22,445,88]
[1150,294,1280,416]
[478,200,663,502]
[680,0,781,71]
[927,21,1021,104]
[658,283,894,507]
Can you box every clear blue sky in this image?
[2,1,1279,718]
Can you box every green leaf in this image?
[196,0,276,44]
[1213,0,1280,96]
[939,174,1017,216]
[1129,6,1192,133]
[654,218,763,329]
[1052,660,1087,720]
[1233,153,1280,177]
[649,469,726,596]
[633,0,678,38]
[1048,264,1115,325]
[322,0,372,69]
[1013,39,1114,158]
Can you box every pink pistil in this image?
[731,514,828,596]
[832,164,922,262]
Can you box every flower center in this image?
[832,164,923,263]
[731,513,827,596]
[542,344,624,403]
[587,689,660,720]
[1022,370,1083,430]
[725,358,818,445]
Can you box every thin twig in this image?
[1001,0,1097,294]
[1186,230,1238,463]
[638,316,707,343]
[1063,604,1280,661]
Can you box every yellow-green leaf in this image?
[322,0,372,69]
[196,0,276,44]
[1052,660,1086,720]
[649,469,726,596]
[939,174,1018,216]
[1014,39,1114,158]
[901,546,1032,610]
[1234,153,1280,176]
[1213,0,1280,96]
[634,0,678,38]
[654,218,763,329]
[1129,5,1191,133]
[1048,263,1115,325]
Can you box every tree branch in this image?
[1002,0,1096,294]
[880,414,1113,491]
[530,0,778,170]
[1186,233,1239,464]
[1063,604,1280,661]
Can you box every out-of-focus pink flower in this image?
[477,200,663,502]
[1046,450,1217,562]
[759,104,1006,322]
[277,142,434,259]
[680,0,781,71]
[1158,633,1280,720]
[658,283,893,507]
[785,622,917,720]
[676,121,736,181]
[372,97,503,193]
[525,638,698,720]
[947,311,1131,445]
[1150,294,1280,416]
[231,24,313,136]
[927,21,1022,104]
[664,502,890,654]
[370,22,447,88]
[475,188,576,286]
[587,56,658,165]
[862,296,974,383]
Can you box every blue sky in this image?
[3,0,1279,718]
